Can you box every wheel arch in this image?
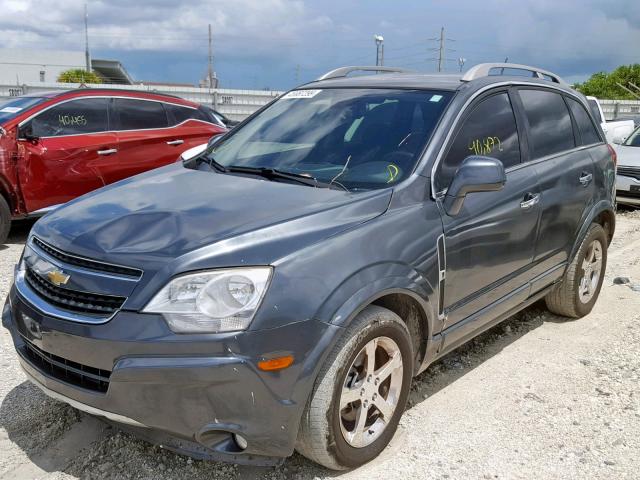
[570,200,615,262]
[316,265,437,375]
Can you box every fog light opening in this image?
[233,433,248,450]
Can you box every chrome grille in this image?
[617,166,640,181]
[33,237,142,278]
[25,267,125,317]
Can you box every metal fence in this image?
[0,82,284,121]
[598,99,640,121]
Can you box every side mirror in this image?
[207,134,223,149]
[443,156,506,216]
[612,135,626,145]
[18,123,38,143]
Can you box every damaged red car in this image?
[0,89,226,242]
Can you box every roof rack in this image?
[462,63,567,85]
[317,66,410,81]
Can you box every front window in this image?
[0,96,47,125]
[624,127,640,147]
[205,88,452,191]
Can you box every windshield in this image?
[205,88,452,190]
[587,99,603,123]
[624,127,640,147]
[0,97,47,125]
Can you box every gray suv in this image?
[3,63,616,470]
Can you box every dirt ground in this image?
[0,208,639,480]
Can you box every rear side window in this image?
[165,103,208,126]
[115,99,168,130]
[567,98,602,146]
[437,92,521,191]
[29,98,109,137]
[519,89,575,159]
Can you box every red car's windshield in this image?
[0,97,47,125]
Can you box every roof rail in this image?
[462,63,567,85]
[317,66,410,81]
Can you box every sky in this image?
[1,0,639,90]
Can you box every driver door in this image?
[18,97,117,213]
[435,90,541,331]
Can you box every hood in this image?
[33,163,392,272]
[614,144,640,168]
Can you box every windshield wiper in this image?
[201,154,228,173]
[225,166,329,188]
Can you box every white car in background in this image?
[586,96,635,144]
[613,126,640,207]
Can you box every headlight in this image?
[143,267,272,333]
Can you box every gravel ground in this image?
[0,209,639,480]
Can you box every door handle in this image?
[97,148,118,156]
[520,193,540,210]
[579,172,593,187]
[166,140,184,146]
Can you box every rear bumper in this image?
[3,287,341,463]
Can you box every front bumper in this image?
[3,287,341,463]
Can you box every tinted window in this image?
[207,89,452,191]
[437,93,521,191]
[567,98,601,146]
[30,98,109,137]
[519,89,575,159]
[165,103,208,126]
[115,99,168,130]
[0,96,46,124]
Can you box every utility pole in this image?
[437,27,445,72]
[428,28,455,72]
[84,3,91,72]
[207,24,215,89]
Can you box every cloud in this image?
[0,0,638,88]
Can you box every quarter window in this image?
[165,103,208,126]
[438,92,521,191]
[29,98,109,137]
[115,99,168,130]
[519,89,575,159]
[567,98,602,146]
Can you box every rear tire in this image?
[296,305,413,470]
[0,195,11,245]
[545,223,607,318]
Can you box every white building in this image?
[0,48,86,84]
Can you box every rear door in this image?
[108,98,175,184]
[436,89,542,329]
[164,103,225,151]
[517,89,596,274]
[17,97,117,213]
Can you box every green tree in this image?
[57,69,103,84]
[575,64,640,99]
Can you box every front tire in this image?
[545,223,607,318]
[296,305,413,470]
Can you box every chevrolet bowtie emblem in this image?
[47,269,70,286]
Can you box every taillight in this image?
[607,144,617,167]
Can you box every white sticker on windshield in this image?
[281,89,322,100]
[0,107,22,113]
[429,95,443,103]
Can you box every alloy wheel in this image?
[339,336,404,448]
[578,239,603,304]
